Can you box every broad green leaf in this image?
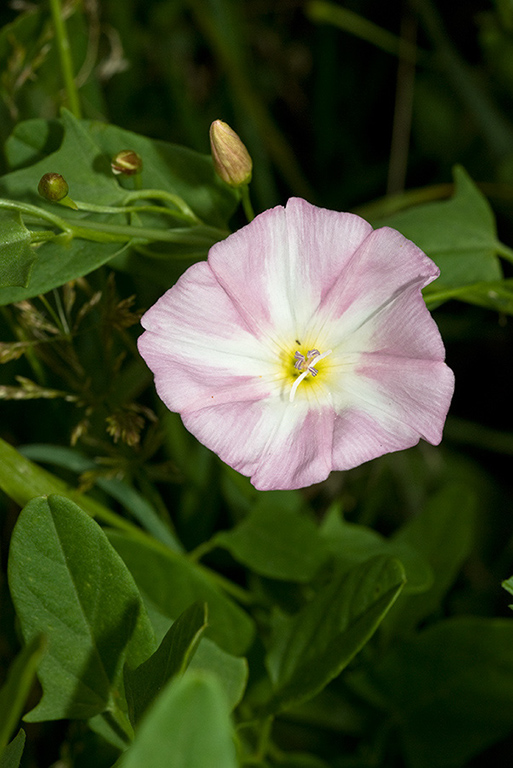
[120,671,238,768]
[4,118,63,170]
[265,556,406,712]
[360,617,513,768]
[0,635,46,750]
[377,166,502,290]
[188,636,248,711]
[319,504,432,594]
[0,110,238,305]
[0,210,36,288]
[0,731,25,768]
[8,495,155,721]
[125,602,208,725]
[108,531,254,656]
[214,500,329,582]
[383,484,476,634]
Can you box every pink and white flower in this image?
[138,198,454,491]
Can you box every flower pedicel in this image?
[138,198,454,491]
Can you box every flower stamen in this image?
[290,348,332,402]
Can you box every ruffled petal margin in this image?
[182,399,334,491]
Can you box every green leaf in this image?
[377,166,502,291]
[214,500,329,582]
[0,110,238,306]
[503,575,513,599]
[0,210,36,288]
[361,617,513,768]
[4,118,63,170]
[0,635,46,750]
[502,575,513,612]
[0,731,25,768]
[383,484,476,634]
[7,495,155,721]
[141,599,248,711]
[120,671,238,768]
[188,636,248,711]
[319,504,433,594]
[265,556,406,712]
[108,531,254,656]
[125,602,208,725]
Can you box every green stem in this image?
[495,240,513,265]
[122,189,201,223]
[70,197,200,224]
[240,185,255,222]
[0,198,228,247]
[68,218,227,245]
[307,0,423,62]
[188,538,219,563]
[0,199,73,232]
[37,293,69,337]
[102,707,134,744]
[30,230,58,243]
[49,0,82,118]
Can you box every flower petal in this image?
[331,280,447,361]
[208,198,373,340]
[329,356,454,471]
[182,399,335,491]
[315,226,440,344]
[138,262,276,414]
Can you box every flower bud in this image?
[209,120,253,187]
[111,150,143,176]
[38,173,69,202]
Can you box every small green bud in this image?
[38,173,69,202]
[209,120,253,187]
[111,150,143,176]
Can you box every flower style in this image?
[138,198,454,491]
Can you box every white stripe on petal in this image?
[183,398,334,490]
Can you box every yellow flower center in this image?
[281,343,333,402]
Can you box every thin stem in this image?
[256,716,274,761]
[49,0,82,118]
[188,538,219,563]
[122,190,200,223]
[102,708,133,744]
[495,240,513,265]
[0,199,228,247]
[0,199,73,232]
[69,218,228,245]
[30,230,58,243]
[411,0,513,160]
[71,198,199,223]
[387,9,417,195]
[52,288,71,336]
[240,185,255,222]
[37,294,67,336]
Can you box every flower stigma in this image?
[289,348,332,403]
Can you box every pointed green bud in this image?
[38,173,69,202]
[111,150,143,176]
[209,120,253,187]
